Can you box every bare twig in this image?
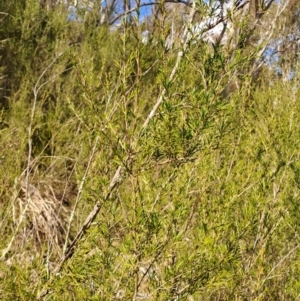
[251,0,291,75]
[141,0,196,130]
[63,136,99,254]
[260,243,300,288]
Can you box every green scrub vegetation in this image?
[1,1,300,300]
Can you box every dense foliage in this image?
[1,0,300,300]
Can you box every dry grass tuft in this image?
[12,178,72,255]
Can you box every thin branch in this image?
[251,0,291,75]
[260,243,300,288]
[141,1,196,130]
[63,136,99,254]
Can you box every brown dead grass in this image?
[12,177,74,255]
